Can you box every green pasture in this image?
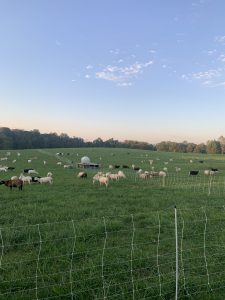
[1,148,225,299]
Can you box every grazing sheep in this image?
[139,173,148,179]
[149,160,154,165]
[12,160,16,163]
[98,176,109,187]
[109,174,119,181]
[1,157,8,161]
[109,165,113,169]
[77,172,87,178]
[0,179,23,190]
[190,160,193,163]
[189,170,199,176]
[118,171,126,178]
[43,160,47,165]
[28,160,32,163]
[11,176,18,180]
[31,176,41,183]
[17,152,21,156]
[28,169,38,175]
[7,167,15,170]
[93,174,101,184]
[47,172,53,177]
[175,167,181,172]
[19,174,32,184]
[63,164,73,169]
[204,170,216,175]
[37,177,53,184]
[0,167,7,172]
[57,162,62,165]
[163,167,168,172]
[159,171,167,177]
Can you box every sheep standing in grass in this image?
[77,172,87,178]
[0,179,23,190]
[98,176,109,187]
[118,171,126,179]
[37,177,53,184]
[19,174,32,184]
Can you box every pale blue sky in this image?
[1,0,225,143]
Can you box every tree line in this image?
[0,127,224,154]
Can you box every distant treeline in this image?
[0,127,225,154]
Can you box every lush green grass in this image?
[1,148,225,299]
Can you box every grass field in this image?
[1,147,225,299]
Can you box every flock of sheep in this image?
[0,150,221,191]
[0,151,53,190]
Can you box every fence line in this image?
[2,207,225,299]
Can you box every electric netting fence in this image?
[2,207,225,299]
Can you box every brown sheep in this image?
[0,179,23,190]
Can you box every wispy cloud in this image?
[95,60,153,86]
[192,69,221,80]
[86,65,93,70]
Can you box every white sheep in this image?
[37,176,53,184]
[139,173,148,179]
[118,171,126,179]
[11,176,18,180]
[28,169,38,175]
[12,159,17,163]
[47,172,53,177]
[28,159,32,163]
[19,174,32,184]
[57,162,62,165]
[109,174,119,181]
[204,170,216,175]
[159,171,167,177]
[0,167,7,172]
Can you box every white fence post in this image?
[175,206,179,300]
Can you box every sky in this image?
[1,0,225,144]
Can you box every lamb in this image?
[0,167,7,172]
[47,172,53,177]
[0,179,23,190]
[57,162,62,165]
[11,176,18,180]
